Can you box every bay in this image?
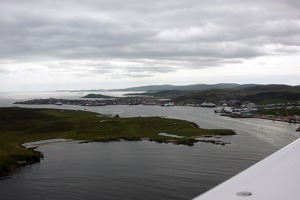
[0,92,299,200]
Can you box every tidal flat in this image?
[0,107,234,177]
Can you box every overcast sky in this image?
[0,0,300,91]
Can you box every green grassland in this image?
[0,107,234,177]
[241,91,300,104]
[256,107,300,116]
[141,85,300,105]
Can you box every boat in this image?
[214,106,235,113]
[161,102,175,107]
[296,126,300,131]
[200,102,216,108]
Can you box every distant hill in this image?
[120,83,243,92]
[243,84,300,92]
[82,94,114,98]
[118,84,175,92]
[70,83,300,95]
[138,84,300,104]
[232,84,263,90]
[241,91,300,104]
[126,90,190,98]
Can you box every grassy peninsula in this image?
[0,107,234,177]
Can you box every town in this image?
[14,95,300,125]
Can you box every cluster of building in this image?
[214,101,300,124]
[14,97,172,107]
[14,97,300,124]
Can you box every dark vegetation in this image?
[133,84,300,105]
[241,91,300,104]
[256,107,300,116]
[126,90,190,98]
[82,94,114,98]
[243,84,300,92]
[121,83,241,92]
[0,107,234,177]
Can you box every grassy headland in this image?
[82,94,114,98]
[0,107,234,177]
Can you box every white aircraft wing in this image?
[193,138,300,200]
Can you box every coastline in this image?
[22,138,86,149]
[0,107,235,179]
[0,135,235,180]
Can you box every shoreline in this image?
[0,135,234,180]
[0,107,235,180]
[219,113,300,125]
[22,139,86,149]
[13,102,300,125]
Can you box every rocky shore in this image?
[0,150,43,179]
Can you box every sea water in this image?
[0,92,299,200]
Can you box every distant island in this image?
[0,107,235,178]
[82,94,114,98]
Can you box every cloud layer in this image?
[0,0,300,90]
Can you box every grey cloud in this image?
[39,59,177,78]
[123,66,178,73]
[0,66,9,74]
[0,0,299,77]
[105,72,154,79]
[126,73,154,78]
[222,59,244,64]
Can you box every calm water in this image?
[0,92,299,200]
[0,91,136,105]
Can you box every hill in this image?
[241,91,300,104]
[126,90,190,98]
[243,84,300,92]
[121,83,242,92]
[141,84,300,104]
[69,83,300,93]
[82,94,114,98]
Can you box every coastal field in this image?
[0,107,234,177]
